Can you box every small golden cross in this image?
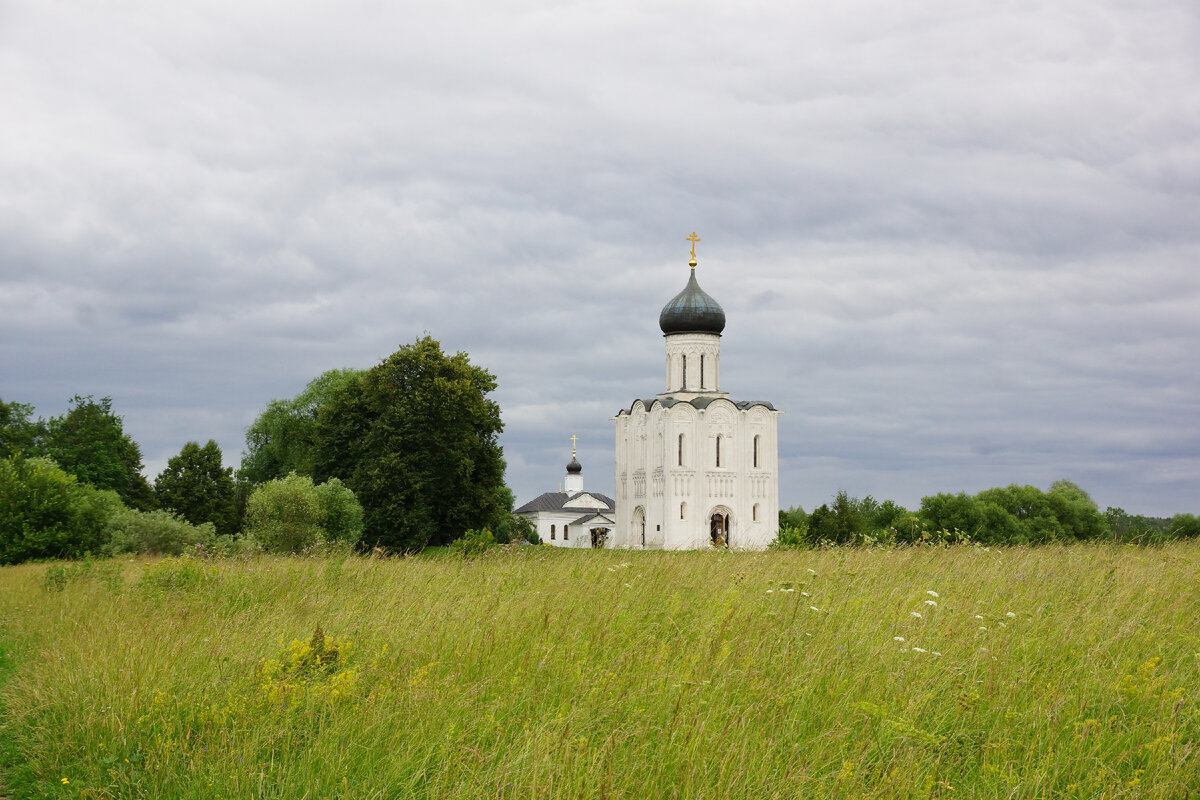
[570,434,579,455]
[686,232,701,260]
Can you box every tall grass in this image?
[1,543,1198,798]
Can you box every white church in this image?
[611,235,782,549]
[516,235,781,550]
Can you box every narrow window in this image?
[681,354,687,389]
[700,354,705,389]
[753,503,760,522]
[564,524,569,540]
[678,433,684,466]
[680,502,686,520]
[715,435,721,468]
[753,435,760,468]
[550,525,556,540]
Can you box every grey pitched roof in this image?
[514,491,616,515]
[616,397,777,416]
[571,513,615,526]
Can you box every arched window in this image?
[700,354,705,389]
[680,501,686,520]
[550,525,556,540]
[753,503,760,522]
[753,435,760,468]
[681,354,687,389]
[678,433,684,466]
[715,434,721,468]
[563,524,569,540]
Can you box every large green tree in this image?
[154,440,237,537]
[41,395,155,510]
[313,336,508,551]
[240,368,363,485]
[0,455,123,563]
[0,396,41,458]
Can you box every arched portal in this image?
[633,506,646,548]
[709,506,732,548]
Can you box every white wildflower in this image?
[806,568,817,574]
[801,591,810,597]
[912,646,927,653]
[925,600,937,607]
[893,636,905,642]
[782,588,795,593]
[766,589,774,593]
[978,626,988,632]
[809,606,820,612]
[910,611,922,619]
[998,622,1007,628]
[1005,611,1016,619]
[974,615,983,620]
[932,651,942,657]
[927,590,939,598]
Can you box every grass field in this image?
[1,542,1198,798]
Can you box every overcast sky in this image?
[2,1,1198,517]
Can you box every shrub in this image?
[138,555,216,593]
[103,507,217,556]
[0,455,124,564]
[448,528,496,558]
[770,523,808,550]
[244,473,364,553]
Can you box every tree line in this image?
[2,336,530,564]
[778,482,1199,548]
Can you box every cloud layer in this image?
[2,1,1198,516]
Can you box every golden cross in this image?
[686,232,701,260]
[570,434,579,455]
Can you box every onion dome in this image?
[659,269,726,335]
[566,456,582,474]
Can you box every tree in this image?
[41,395,155,510]
[154,440,237,536]
[0,396,41,458]
[0,455,123,563]
[312,335,507,551]
[243,472,363,552]
[239,368,363,486]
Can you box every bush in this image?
[138,555,216,593]
[244,473,364,553]
[448,528,496,558]
[771,523,809,550]
[0,455,124,564]
[104,507,218,556]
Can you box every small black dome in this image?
[659,270,725,335]
[566,456,582,474]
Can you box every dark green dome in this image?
[659,270,725,335]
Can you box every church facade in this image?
[514,445,616,548]
[611,237,781,550]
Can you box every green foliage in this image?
[239,368,363,486]
[41,557,125,593]
[771,523,808,549]
[154,440,237,536]
[41,395,156,510]
[447,528,496,558]
[1169,513,1200,539]
[0,395,40,458]
[138,555,216,593]
[104,507,218,556]
[244,473,364,553]
[313,336,507,551]
[0,455,124,564]
[808,491,869,545]
[920,480,1110,544]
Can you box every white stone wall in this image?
[663,332,722,393]
[519,510,596,548]
[614,397,780,550]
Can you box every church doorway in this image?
[633,507,646,548]
[710,509,731,548]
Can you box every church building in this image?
[514,439,617,548]
[611,234,781,549]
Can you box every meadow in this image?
[1,542,1197,799]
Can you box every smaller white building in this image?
[514,447,616,548]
